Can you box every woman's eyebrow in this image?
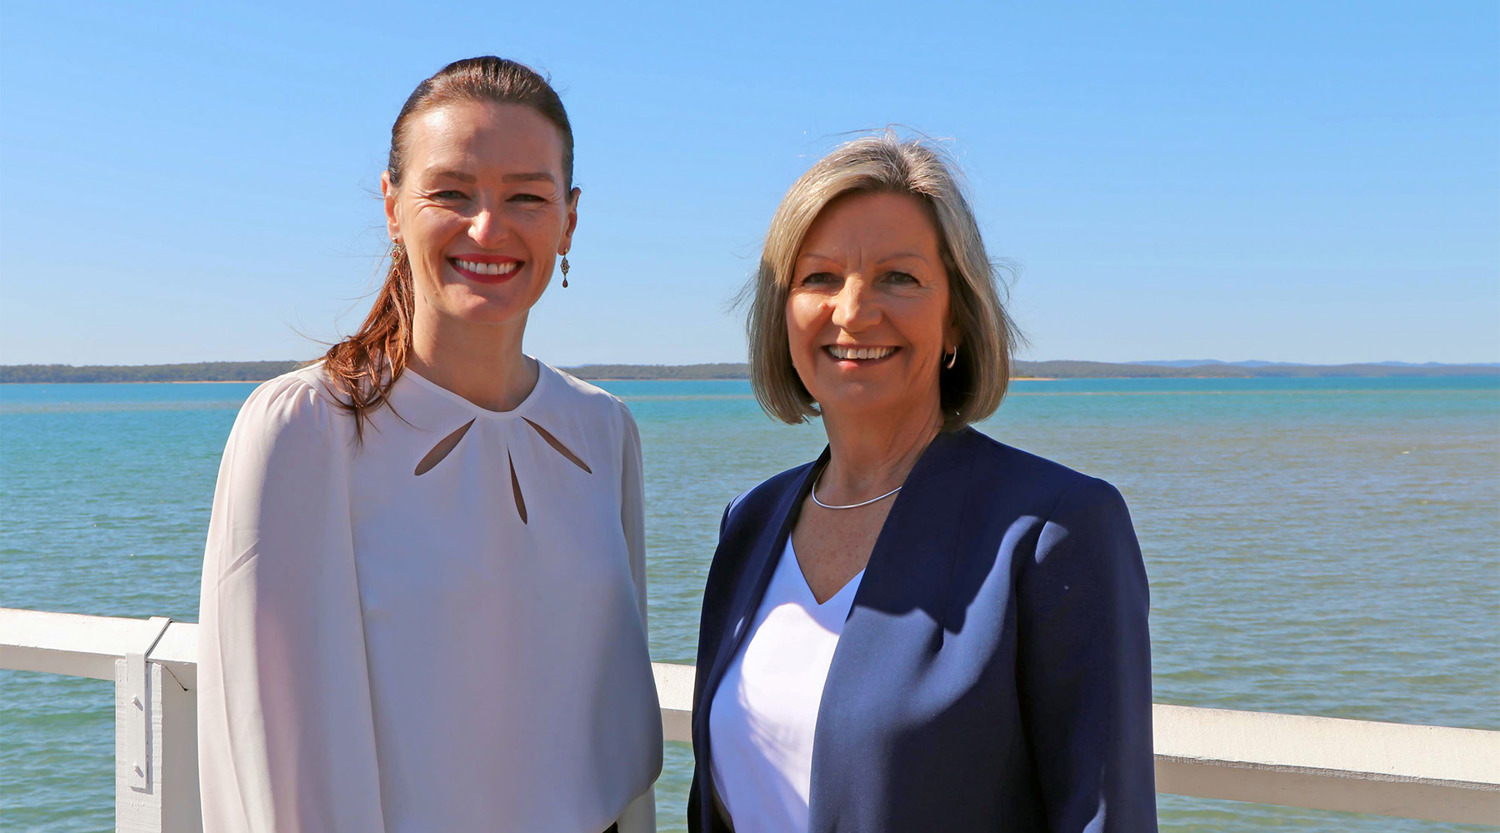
[425,169,477,183]
[798,250,930,262]
[421,170,557,185]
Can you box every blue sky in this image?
[1,1,1495,365]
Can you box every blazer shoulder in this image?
[955,427,1125,514]
[721,459,817,532]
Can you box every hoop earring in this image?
[944,344,959,369]
[560,253,570,288]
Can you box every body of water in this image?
[2,375,1496,831]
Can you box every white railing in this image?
[2,607,1496,831]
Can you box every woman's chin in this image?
[437,289,539,327]
[814,388,918,422]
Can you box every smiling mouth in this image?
[450,257,522,283]
[826,345,898,362]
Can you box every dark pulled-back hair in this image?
[322,57,574,437]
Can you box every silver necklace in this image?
[810,470,902,510]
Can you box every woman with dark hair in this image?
[197,58,661,833]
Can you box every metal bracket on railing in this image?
[125,616,173,791]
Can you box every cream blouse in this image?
[197,361,662,833]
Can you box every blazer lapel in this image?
[700,448,828,728]
[838,429,975,623]
[807,429,980,831]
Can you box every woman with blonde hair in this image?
[689,134,1156,832]
[197,57,661,833]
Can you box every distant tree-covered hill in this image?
[1022,360,1500,378]
[0,361,303,383]
[1,359,1495,384]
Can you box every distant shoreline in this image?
[1,360,1496,384]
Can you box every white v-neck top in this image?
[708,539,865,833]
[197,361,662,833]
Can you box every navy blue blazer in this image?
[688,427,1156,832]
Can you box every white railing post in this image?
[122,617,173,792]
[114,621,202,833]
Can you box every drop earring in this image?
[560,252,570,288]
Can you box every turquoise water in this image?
[2,376,1497,831]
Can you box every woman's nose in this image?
[830,277,879,330]
[468,206,509,248]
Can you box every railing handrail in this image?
[2,606,1496,827]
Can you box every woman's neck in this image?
[817,400,943,504]
[407,309,537,412]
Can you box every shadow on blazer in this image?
[688,427,1157,833]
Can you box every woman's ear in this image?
[559,186,581,254]
[945,303,962,354]
[382,171,401,242]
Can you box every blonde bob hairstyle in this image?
[747,133,1021,431]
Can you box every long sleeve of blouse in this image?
[616,405,657,833]
[197,374,386,833]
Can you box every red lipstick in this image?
[449,254,523,284]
